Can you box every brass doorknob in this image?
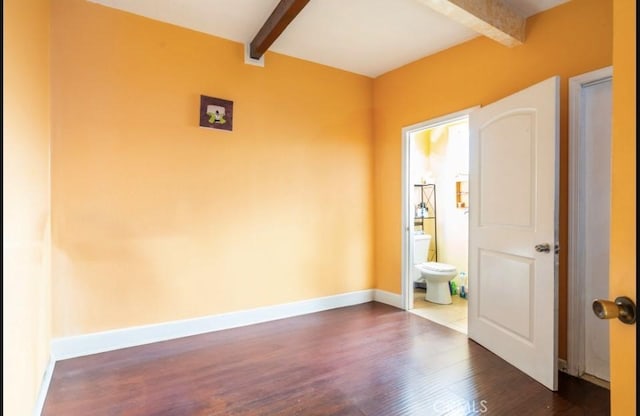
[592,297,636,324]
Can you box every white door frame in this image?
[401,107,478,311]
[567,66,613,378]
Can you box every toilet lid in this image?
[424,262,456,272]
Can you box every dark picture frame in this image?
[199,95,233,131]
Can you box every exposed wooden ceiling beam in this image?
[250,0,311,60]
[417,0,525,47]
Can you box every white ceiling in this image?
[88,0,569,78]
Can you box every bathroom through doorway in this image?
[401,109,474,334]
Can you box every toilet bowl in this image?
[415,262,458,305]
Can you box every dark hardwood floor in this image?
[42,302,610,415]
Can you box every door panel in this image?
[478,250,534,340]
[469,76,559,391]
[610,2,636,412]
[479,112,535,228]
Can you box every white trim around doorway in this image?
[567,66,613,381]
[400,106,479,311]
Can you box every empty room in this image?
[4,0,635,415]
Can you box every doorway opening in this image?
[401,109,473,334]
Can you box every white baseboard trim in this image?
[579,373,610,390]
[558,358,610,390]
[373,289,403,309]
[51,289,376,361]
[33,357,55,416]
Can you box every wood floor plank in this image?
[41,302,610,415]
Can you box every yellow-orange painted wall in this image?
[372,0,613,359]
[3,0,52,414]
[51,0,373,336]
[610,1,636,414]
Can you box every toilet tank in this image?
[413,234,432,264]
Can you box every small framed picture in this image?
[200,95,233,131]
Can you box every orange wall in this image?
[372,0,613,359]
[3,0,52,414]
[610,1,636,414]
[51,0,373,336]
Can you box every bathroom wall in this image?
[3,0,52,414]
[373,0,613,359]
[410,130,434,258]
[51,0,373,337]
[410,121,468,273]
[410,129,430,187]
[427,121,469,274]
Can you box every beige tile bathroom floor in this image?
[409,287,468,334]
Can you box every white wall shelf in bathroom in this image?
[413,183,437,261]
[456,179,469,208]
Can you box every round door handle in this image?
[592,297,636,324]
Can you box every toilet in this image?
[413,234,458,305]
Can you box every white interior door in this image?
[468,77,559,390]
